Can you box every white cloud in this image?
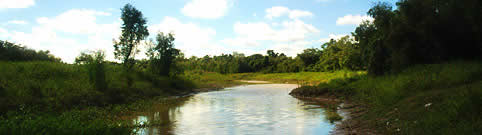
[182,0,230,19]
[336,14,373,25]
[149,16,225,57]
[36,9,112,34]
[265,6,290,19]
[319,34,348,43]
[223,18,319,56]
[0,27,8,38]
[7,20,28,25]
[288,10,313,19]
[0,0,35,9]
[232,19,319,43]
[222,37,260,47]
[265,6,313,19]
[3,9,121,63]
[272,40,313,57]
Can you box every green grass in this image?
[230,70,365,85]
[181,70,243,88]
[0,107,132,135]
[290,61,482,134]
[324,110,343,123]
[0,61,198,134]
[3,61,481,134]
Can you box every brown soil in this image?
[292,95,380,135]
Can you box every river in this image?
[131,84,339,135]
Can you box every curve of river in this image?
[131,84,338,135]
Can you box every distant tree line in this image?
[2,0,481,77]
[0,40,60,62]
[178,35,362,74]
[183,0,482,76]
[178,50,302,74]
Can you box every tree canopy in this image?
[113,4,149,70]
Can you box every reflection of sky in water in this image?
[134,84,336,135]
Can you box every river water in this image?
[132,84,338,135]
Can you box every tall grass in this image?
[0,107,133,135]
[349,61,482,134]
[290,61,482,134]
[230,70,365,85]
[0,60,198,134]
[181,70,241,88]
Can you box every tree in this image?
[317,36,362,71]
[113,4,149,70]
[147,32,180,77]
[267,50,279,57]
[75,50,107,91]
[0,40,60,62]
[297,48,322,71]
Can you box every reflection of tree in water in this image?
[134,96,192,135]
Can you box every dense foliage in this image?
[0,40,60,62]
[113,4,149,70]
[180,36,362,74]
[146,32,181,77]
[182,0,482,76]
[290,61,482,134]
[354,0,482,75]
[179,50,303,74]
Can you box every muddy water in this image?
[132,84,338,135]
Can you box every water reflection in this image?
[132,84,339,135]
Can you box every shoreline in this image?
[291,95,379,135]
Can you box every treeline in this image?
[0,40,61,62]
[0,4,191,111]
[184,0,482,76]
[179,36,362,74]
[179,51,302,73]
[353,0,482,75]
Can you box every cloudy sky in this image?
[0,0,396,63]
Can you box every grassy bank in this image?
[230,70,365,85]
[0,61,198,134]
[181,70,244,89]
[0,61,196,112]
[290,61,482,134]
[181,70,366,89]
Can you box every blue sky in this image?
[0,0,397,63]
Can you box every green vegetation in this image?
[353,0,482,75]
[146,32,182,77]
[113,3,149,74]
[0,60,197,111]
[1,0,482,134]
[324,110,343,123]
[286,1,482,133]
[182,70,242,88]
[0,40,60,62]
[230,71,364,85]
[290,61,482,134]
[0,107,132,135]
[0,4,194,134]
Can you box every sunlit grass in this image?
[0,61,197,134]
[290,61,482,134]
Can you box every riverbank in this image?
[289,61,482,134]
[0,62,238,134]
[3,61,480,134]
[0,61,281,134]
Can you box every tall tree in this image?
[147,32,180,77]
[113,4,149,70]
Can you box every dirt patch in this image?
[292,95,380,135]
